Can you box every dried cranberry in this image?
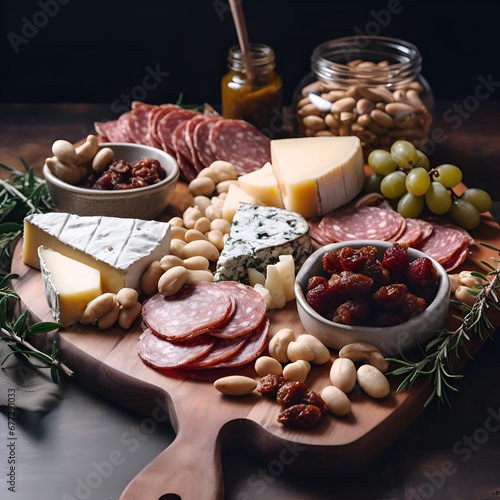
[382,243,409,275]
[406,257,438,289]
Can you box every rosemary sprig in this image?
[0,160,73,382]
[386,243,500,407]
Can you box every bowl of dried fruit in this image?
[43,140,179,219]
[295,240,450,356]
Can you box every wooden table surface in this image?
[1,102,499,500]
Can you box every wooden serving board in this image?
[10,212,500,500]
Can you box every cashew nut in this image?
[454,285,477,308]
[80,293,117,325]
[296,334,330,364]
[254,356,283,377]
[118,301,142,330]
[339,342,389,373]
[52,139,78,165]
[268,328,295,363]
[97,302,120,329]
[75,135,99,165]
[92,147,114,174]
[46,156,80,185]
[283,360,310,382]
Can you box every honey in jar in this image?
[222,43,282,131]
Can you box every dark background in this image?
[1,0,500,107]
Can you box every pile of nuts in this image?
[213,329,391,427]
[139,160,239,297]
[296,59,432,156]
[46,135,114,185]
[449,270,484,308]
[79,288,141,330]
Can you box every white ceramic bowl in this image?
[43,143,179,219]
[295,240,450,356]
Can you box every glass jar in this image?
[222,43,282,131]
[294,36,433,157]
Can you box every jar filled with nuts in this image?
[294,36,433,158]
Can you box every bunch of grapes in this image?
[364,140,492,229]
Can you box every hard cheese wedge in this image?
[38,247,102,326]
[214,203,311,282]
[238,162,284,208]
[270,136,365,218]
[222,183,259,223]
[23,213,171,292]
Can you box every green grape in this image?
[390,140,419,169]
[425,182,452,214]
[460,188,492,213]
[414,150,430,171]
[397,192,424,218]
[368,149,398,175]
[380,171,407,199]
[406,167,431,196]
[363,172,384,193]
[449,198,480,229]
[433,164,463,188]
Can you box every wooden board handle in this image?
[119,422,224,500]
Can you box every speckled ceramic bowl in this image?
[43,143,179,219]
[295,240,450,356]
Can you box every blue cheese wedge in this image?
[23,212,171,292]
[214,203,311,282]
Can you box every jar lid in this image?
[228,43,276,73]
[311,36,422,86]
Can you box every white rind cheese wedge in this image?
[270,136,365,218]
[38,247,102,326]
[238,162,284,208]
[23,213,171,293]
[214,203,311,283]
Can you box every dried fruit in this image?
[277,404,322,428]
[401,293,427,320]
[373,284,408,309]
[332,298,371,325]
[257,374,285,395]
[381,243,409,275]
[276,381,308,408]
[406,257,438,289]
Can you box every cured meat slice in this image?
[412,219,434,245]
[181,334,248,369]
[142,282,233,341]
[413,221,473,265]
[203,103,221,117]
[206,316,270,369]
[319,206,405,242]
[441,242,470,272]
[94,119,124,143]
[185,115,216,171]
[176,151,198,182]
[172,121,193,162]
[129,107,153,144]
[149,104,180,146]
[131,101,157,111]
[209,282,267,339]
[157,109,198,152]
[393,218,422,245]
[94,121,112,142]
[194,118,220,168]
[209,119,271,175]
[137,329,215,369]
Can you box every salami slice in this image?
[185,115,216,171]
[149,104,180,146]
[393,218,421,245]
[157,109,198,152]
[412,219,434,245]
[128,107,153,144]
[172,121,193,162]
[205,316,269,369]
[142,282,234,341]
[137,329,215,369]
[94,119,124,143]
[413,221,473,264]
[319,206,405,242]
[176,151,198,182]
[209,282,267,339]
[441,242,470,272]
[194,118,220,168]
[209,119,271,175]
[181,334,248,369]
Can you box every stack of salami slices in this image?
[309,203,474,272]
[94,101,270,181]
[138,282,269,376]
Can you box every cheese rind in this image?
[270,136,365,218]
[38,247,102,326]
[238,162,284,208]
[214,203,311,283]
[23,213,171,292]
